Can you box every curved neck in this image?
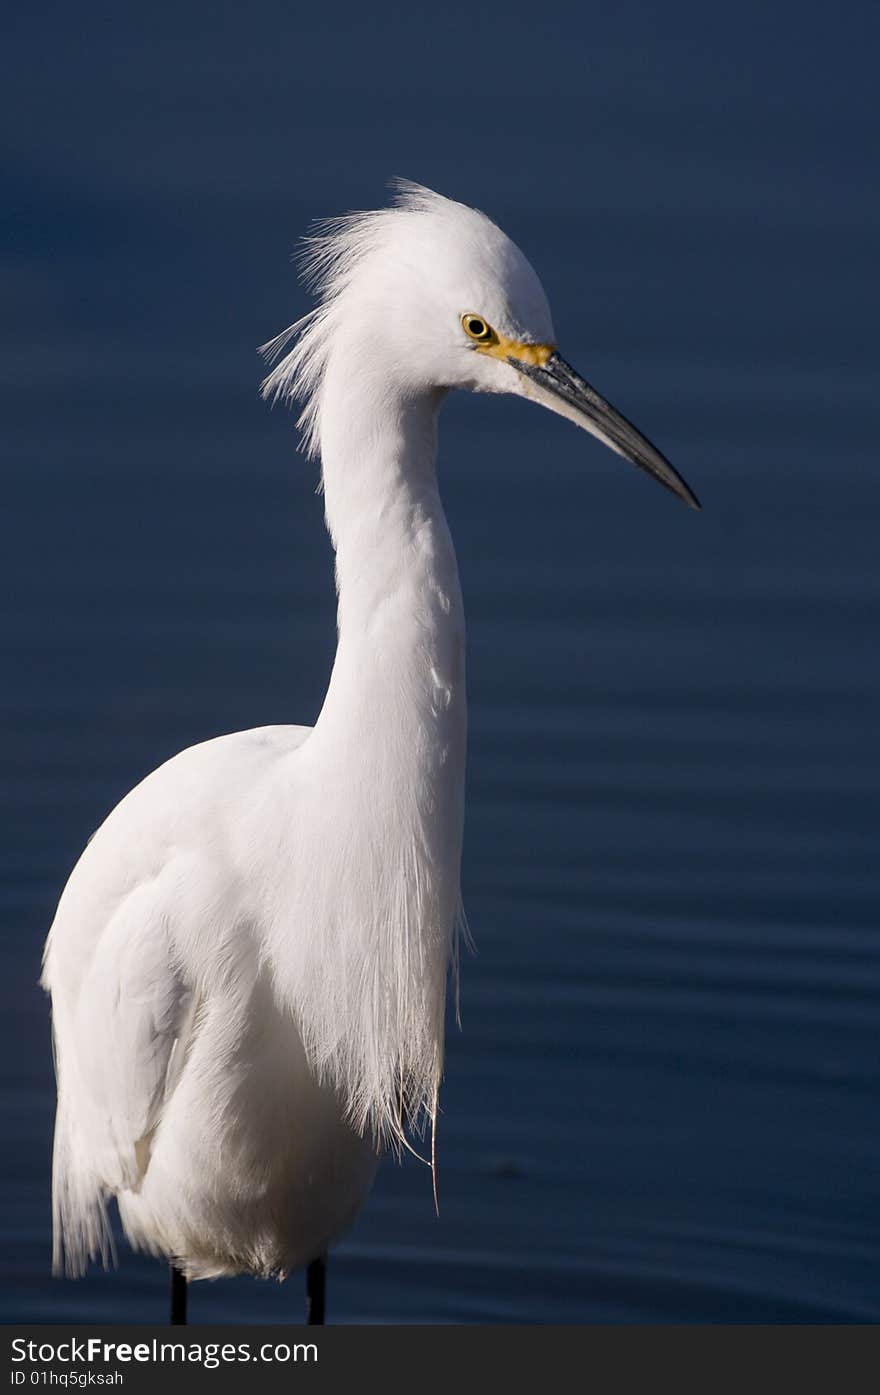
[314,346,465,728]
[319,352,450,628]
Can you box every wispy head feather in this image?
[259,181,476,458]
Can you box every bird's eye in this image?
[461,313,496,345]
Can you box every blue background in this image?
[3,0,879,1322]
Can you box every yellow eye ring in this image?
[461,312,496,345]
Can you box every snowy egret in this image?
[42,181,698,1324]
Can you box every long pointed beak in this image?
[511,351,700,510]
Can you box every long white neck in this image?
[271,336,467,1145]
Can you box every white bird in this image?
[42,181,698,1322]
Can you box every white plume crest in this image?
[259,180,485,458]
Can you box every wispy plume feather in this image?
[259,181,469,458]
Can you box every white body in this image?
[43,181,689,1284]
[43,244,470,1276]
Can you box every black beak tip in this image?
[679,481,702,512]
[644,440,700,512]
[649,449,701,512]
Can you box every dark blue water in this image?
[3,1,879,1322]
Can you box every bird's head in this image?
[261,181,699,510]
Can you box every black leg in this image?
[170,1263,188,1325]
[305,1254,326,1325]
